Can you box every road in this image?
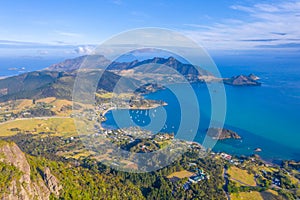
[223,167,231,200]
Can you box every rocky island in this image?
[223,74,261,86]
[207,128,242,140]
[254,147,262,152]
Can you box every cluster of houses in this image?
[0,101,55,122]
[217,152,246,166]
[100,129,135,144]
[96,127,175,153]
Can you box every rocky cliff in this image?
[0,141,61,200]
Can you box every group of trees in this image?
[2,133,229,199]
[5,132,299,199]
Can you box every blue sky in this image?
[0,0,300,57]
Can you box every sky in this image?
[0,0,300,57]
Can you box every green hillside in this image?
[0,70,139,102]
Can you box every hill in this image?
[0,70,139,102]
[48,55,212,82]
[47,55,261,85]
[46,55,110,72]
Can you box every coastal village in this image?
[90,119,300,200]
[0,93,299,199]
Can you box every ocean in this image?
[102,56,300,162]
[0,56,66,77]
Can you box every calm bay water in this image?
[102,60,300,162]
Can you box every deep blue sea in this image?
[102,56,300,162]
[0,56,66,77]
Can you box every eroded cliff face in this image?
[43,167,62,197]
[0,141,61,200]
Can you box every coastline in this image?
[100,105,299,165]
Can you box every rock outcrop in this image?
[248,73,260,81]
[0,141,61,200]
[255,148,262,152]
[207,128,242,140]
[223,74,261,86]
[43,167,62,197]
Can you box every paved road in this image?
[223,167,231,200]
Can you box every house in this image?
[188,163,197,167]
[220,153,232,161]
[273,178,281,186]
[189,175,205,184]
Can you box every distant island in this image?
[8,67,26,71]
[223,74,261,86]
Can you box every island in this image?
[255,147,262,152]
[207,128,242,140]
[223,74,261,86]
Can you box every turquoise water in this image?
[102,61,300,162]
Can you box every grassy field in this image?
[61,150,96,159]
[228,166,256,186]
[51,99,73,116]
[96,92,113,99]
[252,165,277,175]
[36,97,56,103]
[167,170,195,179]
[0,117,77,137]
[231,190,282,200]
[265,189,278,196]
[16,99,33,110]
[231,191,263,200]
[96,92,134,99]
[0,97,75,115]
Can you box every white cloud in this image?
[184,1,300,50]
[55,31,82,37]
[75,45,95,55]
